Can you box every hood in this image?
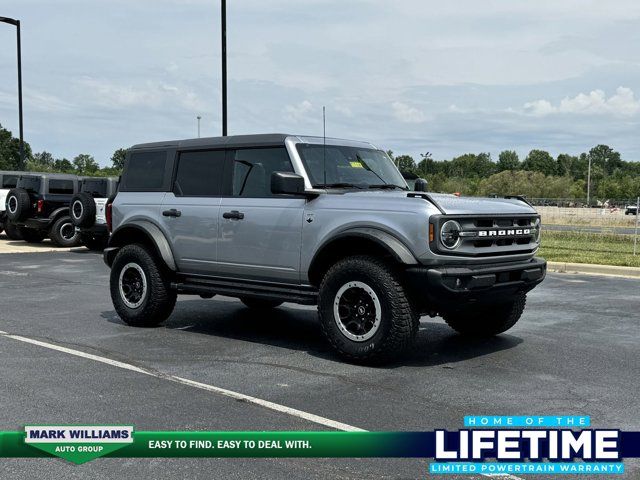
[334,190,538,215]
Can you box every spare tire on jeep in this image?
[70,192,96,227]
[5,188,31,222]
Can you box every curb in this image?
[547,261,640,279]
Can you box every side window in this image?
[2,175,18,189]
[124,151,167,191]
[48,179,74,194]
[231,147,293,197]
[174,150,225,196]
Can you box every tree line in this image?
[0,123,124,177]
[389,145,640,200]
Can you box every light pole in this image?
[197,116,201,138]
[0,16,24,170]
[586,156,592,206]
[221,0,227,136]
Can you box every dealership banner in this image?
[1,417,639,472]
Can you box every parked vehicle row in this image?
[0,171,118,249]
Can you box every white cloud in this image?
[283,100,314,122]
[391,101,426,123]
[524,87,640,117]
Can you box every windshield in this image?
[296,144,407,189]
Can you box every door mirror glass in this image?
[271,172,305,195]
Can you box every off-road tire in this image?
[4,221,22,240]
[50,216,81,247]
[110,244,177,327]
[443,293,526,336]
[5,188,31,221]
[240,297,283,309]
[70,192,96,227]
[18,227,46,243]
[318,255,418,362]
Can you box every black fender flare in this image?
[311,227,418,268]
[104,220,176,271]
[48,207,71,222]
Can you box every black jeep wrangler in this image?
[5,173,81,247]
[70,176,119,250]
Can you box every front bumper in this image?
[405,257,546,310]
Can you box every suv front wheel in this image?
[442,294,526,336]
[110,244,177,327]
[318,256,418,362]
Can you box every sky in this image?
[1,0,639,166]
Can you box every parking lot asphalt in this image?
[0,246,639,479]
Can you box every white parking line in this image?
[0,329,524,478]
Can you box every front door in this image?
[159,149,225,274]
[217,147,305,283]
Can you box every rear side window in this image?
[231,147,293,197]
[1,175,18,189]
[81,179,108,197]
[124,151,167,191]
[174,150,225,197]
[48,179,75,194]
[17,176,41,193]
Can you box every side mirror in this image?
[414,178,428,192]
[271,171,306,195]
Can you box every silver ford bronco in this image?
[104,134,546,362]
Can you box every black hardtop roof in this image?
[130,133,292,151]
[80,176,119,182]
[18,172,78,181]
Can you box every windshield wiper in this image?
[313,183,364,189]
[368,184,406,190]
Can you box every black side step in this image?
[171,274,318,305]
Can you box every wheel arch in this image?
[49,207,71,222]
[105,220,176,271]
[307,228,417,287]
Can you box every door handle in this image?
[223,210,244,220]
[162,209,182,217]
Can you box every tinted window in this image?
[232,147,293,197]
[1,175,18,189]
[17,176,41,193]
[174,150,225,196]
[125,151,166,190]
[49,179,75,194]
[81,179,107,197]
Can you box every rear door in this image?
[160,149,225,274]
[217,147,305,283]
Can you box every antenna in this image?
[323,106,327,185]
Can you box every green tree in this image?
[587,144,622,176]
[0,123,32,170]
[556,154,577,177]
[521,149,556,175]
[395,154,416,176]
[111,148,128,170]
[448,153,495,178]
[496,150,520,171]
[73,154,100,175]
[54,158,74,173]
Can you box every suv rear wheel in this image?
[5,188,31,222]
[110,244,177,327]
[50,216,80,247]
[318,255,418,362]
[4,221,22,240]
[18,227,47,243]
[240,297,283,309]
[442,294,526,336]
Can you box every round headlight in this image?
[440,220,462,249]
